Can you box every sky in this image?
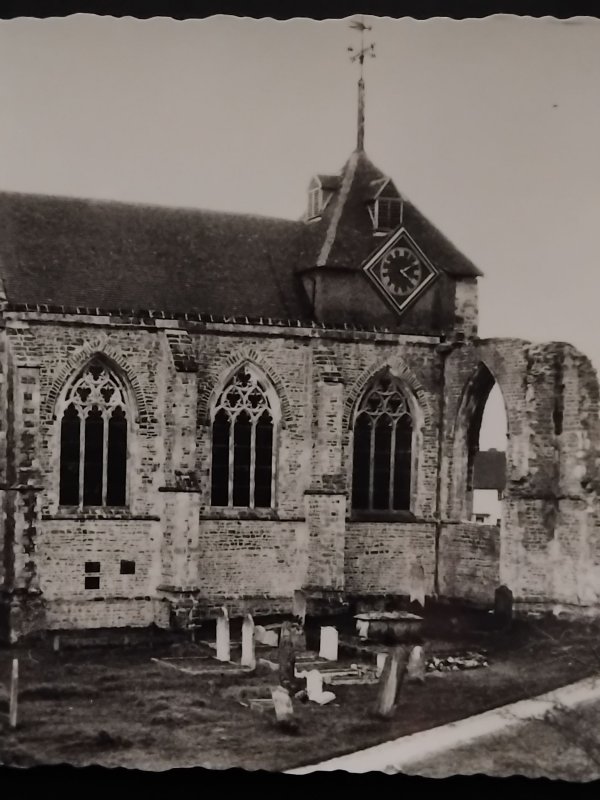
[1,14,599,449]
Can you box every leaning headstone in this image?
[241,614,256,669]
[293,590,307,625]
[216,606,230,662]
[376,652,388,678]
[356,619,370,639]
[494,585,513,629]
[406,645,426,683]
[319,626,338,661]
[271,686,297,732]
[289,621,306,652]
[374,645,409,719]
[278,621,297,692]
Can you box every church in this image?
[1,47,600,643]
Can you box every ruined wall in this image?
[443,338,600,610]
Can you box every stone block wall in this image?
[438,523,500,604]
[4,308,600,636]
[195,518,304,601]
[344,522,436,596]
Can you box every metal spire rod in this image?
[347,16,375,151]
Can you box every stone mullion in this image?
[368,416,376,509]
[101,409,109,506]
[78,407,85,508]
[227,412,235,507]
[270,417,277,509]
[388,419,397,511]
[249,416,257,509]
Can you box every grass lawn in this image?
[404,696,600,781]
[1,611,599,772]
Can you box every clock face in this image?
[380,246,425,299]
[362,229,439,317]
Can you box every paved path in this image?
[286,674,600,775]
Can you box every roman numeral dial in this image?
[380,246,424,298]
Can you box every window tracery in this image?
[59,360,128,507]
[211,366,275,508]
[352,372,413,512]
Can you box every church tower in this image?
[298,19,481,339]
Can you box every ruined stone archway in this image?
[448,361,508,522]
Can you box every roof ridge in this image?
[0,189,300,227]
[316,150,361,267]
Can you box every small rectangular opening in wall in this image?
[120,560,136,575]
[85,561,101,573]
[85,576,100,590]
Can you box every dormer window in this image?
[308,187,322,219]
[374,197,402,231]
[306,174,340,221]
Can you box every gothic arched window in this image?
[59,360,128,507]
[211,366,276,508]
[352,373,413,512]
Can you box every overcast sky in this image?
[1,14,599,448]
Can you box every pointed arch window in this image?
[352,373,413,512]
[59,360,129,507]
[211,366,276,508]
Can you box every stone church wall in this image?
[344,522,436,596]
[1,317,167,635]
[438,523,500,604]
[3,309,600,638]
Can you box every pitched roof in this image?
[309,149,482,278]
[473,449,506,490]
[0,192,318,318]
[0,151,481,321]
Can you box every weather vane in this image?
[347,16,376,81]
[347,17,375,151]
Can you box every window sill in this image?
[200,508,296,522]
[45,508,160,522]
[349,510,417,524]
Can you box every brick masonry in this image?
[2,304,600,640]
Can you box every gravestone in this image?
[271,686,293,718]
[409,562,426,608]
[305,669,336,705]
[406,645,426,683]
[241,614,256,669]
[271,686,296,730]
[494,585,513,629]
[356,619,369,639]
[278,621,297,691]
[216,606,230,662]
[306,669,323,701]
[376,651,388,678]
[319,626,338,661]
[293,590,307,625]
[374,645,409,719]
[289,621,306,652]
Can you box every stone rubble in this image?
[426,651,489,672]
